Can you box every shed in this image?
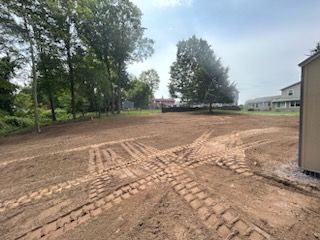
[122,100,134,110]
[298,51,320,174]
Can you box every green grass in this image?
[119,109,161,116]
[238,110,299,117]
[204,109,299,117]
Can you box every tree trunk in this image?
[30,43,41,133]
[111,88,115,114]
[49,90,56,121]
[117,63,121,114]
[103,94,107,113]
[106,97,110,115]
[209,102,213,112]
[104,58,114,114]
[24,15,40,133]
[65,38,76,120]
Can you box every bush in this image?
[0,118,8,129]
[38,108,52,123]
[38,108,72,122]
[4,116,33,128]
[55,108,72,121]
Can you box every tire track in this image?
[0,175,94,213]
[14,164,182,240]
[4,129,277,239]
[169,171,271,240]
[0,135,154,168]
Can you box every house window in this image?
[288,89,294,96]
[290,101,301,107]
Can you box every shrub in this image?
[4,116,33,128]
[0,118,8,129]
[55,108,72,121]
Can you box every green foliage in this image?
[0,0,45,132]
[77,0,154,113]
[0,0,154,133]
[37,50,68,121]
[39,108,71,121]
[72,48,110,113]
[14,88,33,116]
[169,36,237,106]
[139,69,160,96]
[0,55,18,113]
[54,108,72,120]
[126,80,152,108]
[4,115,33,128]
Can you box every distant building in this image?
[245,96,280,111]
[122,100,134,110]
[150,98,175,109]
[245,82,301,111]
[272,82,301,111]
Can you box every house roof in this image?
[245,95,280,104]
[298,51,320,67]
[280,81,300,91]
[152,98,175,103]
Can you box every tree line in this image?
[0,0,158,133]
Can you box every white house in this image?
[245,96,280,111]
[245,82,301,111]
[272,82,301,111]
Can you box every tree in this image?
[78,0,154,114]
[169,36,237,111]
[139,69,160,96]
[126,79,152,108]
[110,0,154,113]
[73,48,110,115]
[77,0,117,114]
[0,55,18,113]
[0,0,42,132]
[46,0,80,119]
[37,51,67,121]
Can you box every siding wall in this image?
[300,56,320,173]
[246,102,272,111]
[281,84,301,99]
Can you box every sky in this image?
[128,0,320,104]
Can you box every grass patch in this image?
[119,109,161,116]
[201,109,299,117]
[238,110,299,117]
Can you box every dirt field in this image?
[1,112,320,240]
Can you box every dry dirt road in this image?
[1,112,320,240]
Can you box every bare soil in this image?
[0,112,319,240]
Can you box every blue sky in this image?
[128,0,320,104]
